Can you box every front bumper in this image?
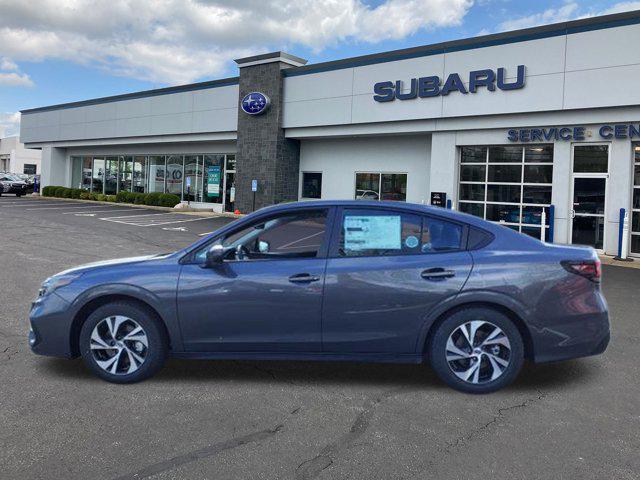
[29,292,76,358]
[7,185,27,194]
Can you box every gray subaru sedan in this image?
[29,201,609,393]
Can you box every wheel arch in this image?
[420,299,535,362]
[69,294,171,357]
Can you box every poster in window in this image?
[344,215,401,250]
[207,166,221,197]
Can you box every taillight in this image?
[561,259,601,282]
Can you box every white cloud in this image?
[0,57,18,71]
[600,1,640,14]
[498,2,580,31]
[0,112,21,137]
[494,1,640,33]
[0,54,33,87]
[0,0,474,85]
[0,71,33,87]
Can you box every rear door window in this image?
[336,208,464,257]
[421,216,463,253]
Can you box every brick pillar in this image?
[234,52,307,213]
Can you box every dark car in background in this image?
[29,200,609,393]
[0,173,28,196]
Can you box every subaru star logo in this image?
[241,92,270,115]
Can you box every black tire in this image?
[16,193,22,197]
[429,307,524,394]
[79,301,168,383]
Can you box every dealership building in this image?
[19,10,640,256]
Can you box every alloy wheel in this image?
[89,315,149,375]
[445,320,512,384]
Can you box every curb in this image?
[28,195,243,219]
[599,254,640,270]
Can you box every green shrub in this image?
[116,190,132,203]
[144,192,163,206]
[37,186,180,208]
[159,193,181,208]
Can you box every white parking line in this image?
[101,213,169,220]
[162,226,188,232]
[62,208,144,215]
[26,204,99,211]
[0,202,65,207]
[145,217,212,226]
[198,231,215,236]
[101,214,212,227]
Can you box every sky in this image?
[1,0,639,137]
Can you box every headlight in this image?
[38,273,83,297]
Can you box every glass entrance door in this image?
[571,176,606,250]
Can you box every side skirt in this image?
[171,351,424,364]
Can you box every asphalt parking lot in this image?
[1,196,638,480]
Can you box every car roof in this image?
[255,200,494,229]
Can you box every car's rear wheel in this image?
[79,301,168,383]
[429,307,524,394]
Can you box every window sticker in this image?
[405,235,419,249]
[344,215,401,250]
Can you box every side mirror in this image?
[258,240,270,253]
[203,244,229,268]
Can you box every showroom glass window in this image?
[67,153,235,203]
[337,209,462,257]
[119,156,133,192]
[302,172,322,199]
[632,145,640,254]
[133,156,146,193]
[183,155,199,202]
[147,156,166,193]
[354,172,407,201]
[92,157,105,194]
[166,155,183,196]
[458,145,553,240]
[104,156,118,195]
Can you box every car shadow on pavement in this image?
[37,356,604,391]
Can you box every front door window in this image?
[220,210,327,261]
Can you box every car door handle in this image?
[421,268,455,280]
[288,273,321,283]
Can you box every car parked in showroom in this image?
[29,200,609,393]
[0,173,28,196]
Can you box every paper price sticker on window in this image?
[344,215,401,251]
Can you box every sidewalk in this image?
[599,255,639,269]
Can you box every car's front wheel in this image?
[79,301,168,383]
[429,307,524,394]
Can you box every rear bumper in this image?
[531,311,610,364]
